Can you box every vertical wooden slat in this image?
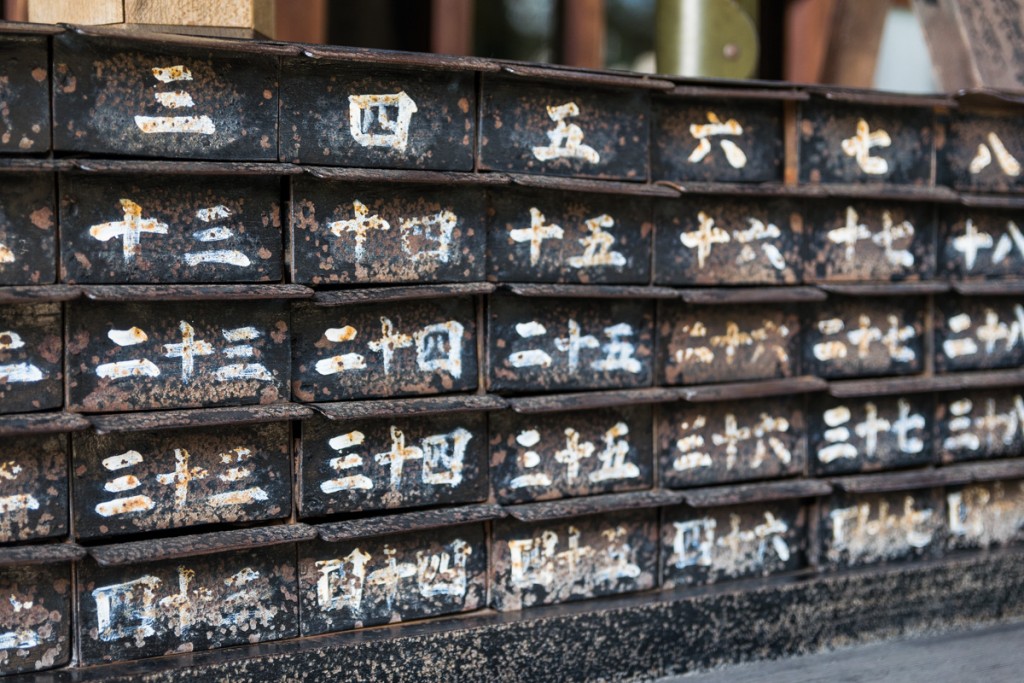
[784,0,836,83]
[431,0,474,56]
[561,0,605,69]
[820,0,891,88]
[3,0,28,21]
[274,0,327,43]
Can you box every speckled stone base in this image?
[25,549,1024,682]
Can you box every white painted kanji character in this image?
[367,316,413,375]
[316,548,371,612]
[976,305,1024,354]
[89,199,169,264]
[94,449,156,517]
[953,218,994,271]
[135,65,215,135]
[315,325,367,376]
[591,323,642,374]
[400,210,457,263]
[328,200,390,262]
[214,326,274,382]
[507,320,553,369]
[321,430,372,493]
[589,422,639,482]
[348,91,418,151]
[592,526,641,585]
[509,429,553,489]
[420,427,471,486]
[184,205,250,268]
[509,207,564,267]
[163,321,213,383]
[508,530,559,587]
[555,319,599,371]
[567,214,626,268]
[374,426,423,490]
[95,326,160,381]
[0,243,14,264]
[532,102,600,164]
[204,446,269,507]
[155,448,208,508]
[416,539,471,598]
[991,220,1024,264]
[0,460,38,516]
[671,518,716,569]
[0,328,46,384]
[673,415,712,471]
[92,575,162,642]
[827,206,871,261]
[366,545,417,611]
[872,211,915,267]
[680,211,730,269]
[891,399,926,454]
[414,321,464,378]
[969,132,1021,177]
[688,112,747,168]
[554,428,595,482]
[732,217,786,271]
[841,118,891,175]
[818,405,857,463]
[944,395,1024,453]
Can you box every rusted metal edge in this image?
[0,20,64,35]
[940,458,1024,485]
[81,284,313,302]
[652,180,958,203]
[0,284,81,303]
[813,87,955,108]
[304,166,511,185]
[502,283,678,299]
[301,44,499,72]
[506,387,680,414]
[89,403,315,435]
[680,479,833,508]
[313,282,494,306]
[0,158,73,172]
[817,282,950,296]
[507,174,679,197]
[0,543,86,567]
[955,88,1024,109]
[830,469,958,494]
[829,368,1024,398]
[88,523,317,567]
[71,159,302,176]
[0,411,91,437]
[676,286,826,305]
[315,394,507,421]
[951,280,1024,296]
[958,193,1024,209]
[504,490,684,522]
[663,85,808,101]
[678,376,829,403]
[316,504,505,542]
[496,63,674,90]
[67,23,303,56]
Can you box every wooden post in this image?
[819,0,891,88]
[431,0,474,56]
[24,0,277,38]
[560,0,605,69]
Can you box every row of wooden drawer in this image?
[3,376,1023,545]
[0,27,1021,195]
[1,286,1021,414]
[4,166,1024,287]
[3,466,1022,674]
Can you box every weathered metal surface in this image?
[504,489,681,522]
[479,76,649,181]
[809,394,934,476]
[946,479,1024,550]
[291,297,477,402]
[88,524,314,566]
[803,296,925,379]
[81,283,311,302]
[678,375,827,402]
[0,433,67,543]
[487,294,654,394]
[0,302,62,415]
[280,58,475,170]
[799,101,933,186]
[681,479,832,507]
[940,206,1024,280]
[954,280,1024,296]
[831,469,960,494]
[0,544,84,567]
[938,110,1024,194]
[315,394,505,421]
[52,31,279,160]
[675,287,826,304]
[0,285,80,305]
[316,503,505,541]
[651,97,784,184]
[66,299,290,412]
[936,389,1024,463]
[72,421,291,539]
[503,282,676,299]
[77,543,298,664]
[0,411,89,437]
[0,35,49,154]
[290,176,485,285]
[657,396,807,488]
[298,411,487,517]
[935,295,1024,373]
[89,403,314,434]
[59,173,282,284]
[0,563,71,676]
[803,200,935,282]
[654,197,801,285]
[487,187,651,284]
[661,500,808,588]
[312,282,491,306]
[298,522,487,635]
[829,369,1024,398]
[506,387,678,414]
[0,174,56,287]
[821,489,944,570]
[656,301,799,385]
[490,508,657,611]
[490,404,653,504]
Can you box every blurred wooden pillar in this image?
[431,0,474,56]
[560,0,605,68]
[2,0,27,21]
[785,0,891,87]
[274,0,327,44]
